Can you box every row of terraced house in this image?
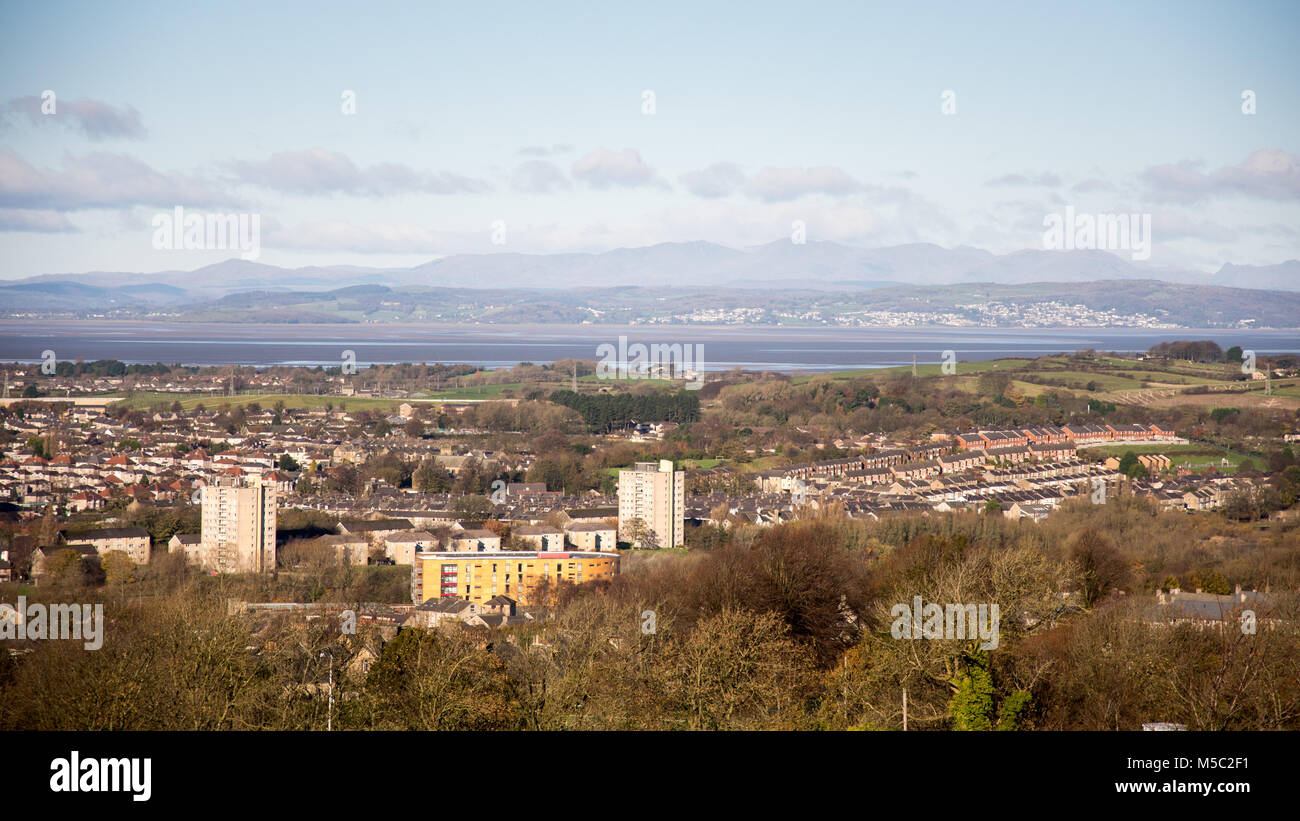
[954,424,1177,450]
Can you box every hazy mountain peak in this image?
[7,243,1297,298]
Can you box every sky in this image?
[0,0,1298,279]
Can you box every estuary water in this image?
[1,321,1296,372]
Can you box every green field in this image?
[576,373,678,387]
[1141,374,1238,387]
[116,392,409,412]
[793,358,1035,383]
[791,355,1255,399]
[117,382,565,409]
[58,355,1292,413]
[1019,369,1147,391]
[420,382,524,399]
[424,377,682,397]
[1017,366,1232,392]
[681,458,728,469]
[1079,442,1250,471]
[1006,379,1051,397]
[1096,356,1243,377]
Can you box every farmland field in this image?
[114,392,410,412]
[1079,442,1252,471]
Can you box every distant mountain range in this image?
[1,242,1295,326]
[6,241,1297,299]
[1210,260,1300,292]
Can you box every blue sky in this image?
[1,0,1297,278]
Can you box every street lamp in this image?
[320,650,333,731]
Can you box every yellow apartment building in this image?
[412,550,620,605]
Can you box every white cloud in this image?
[985,172,1062,188]
[0,208,78,232]
[1071,178,1116,193]
[227,148,492,196]
[0,149,234,211]
[511,160,571,193]
[745,166,864,202]
[571,148,665,189]
[680,162,747,198]
[5,96,146,140]
[517,144,573,157]
[1151,212,1239,243]
[1142,149,1300,202]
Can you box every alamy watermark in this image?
[1043,205,1151,261]
[1091,476,1107,504]
[490,479,508,505]
[50,751,150,802]
[596,336,705,390]
[152,206,261,261]
[1,597,104,650]
[941,349,957,375]
[890,596,999,650]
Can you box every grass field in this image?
[1096,357,1244,379]
[1109,391,1300,411]
[117,392,409,412]
[1020,369,1147,390]
[681,458,728,469]
[938,375,1074,398]
[1139,375,1241,386]
[792,355,1251,392]
[1267,382,1300,398]
[117,383,557,410]
[1079,442,1251,471]
[64,356,1299,415]
[1006,379,1051,397]
[1018,368,1232,392]
[738,455,785,471]
[420,383,524,399]
[576,374,678,387]
[793,358,1036,383]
